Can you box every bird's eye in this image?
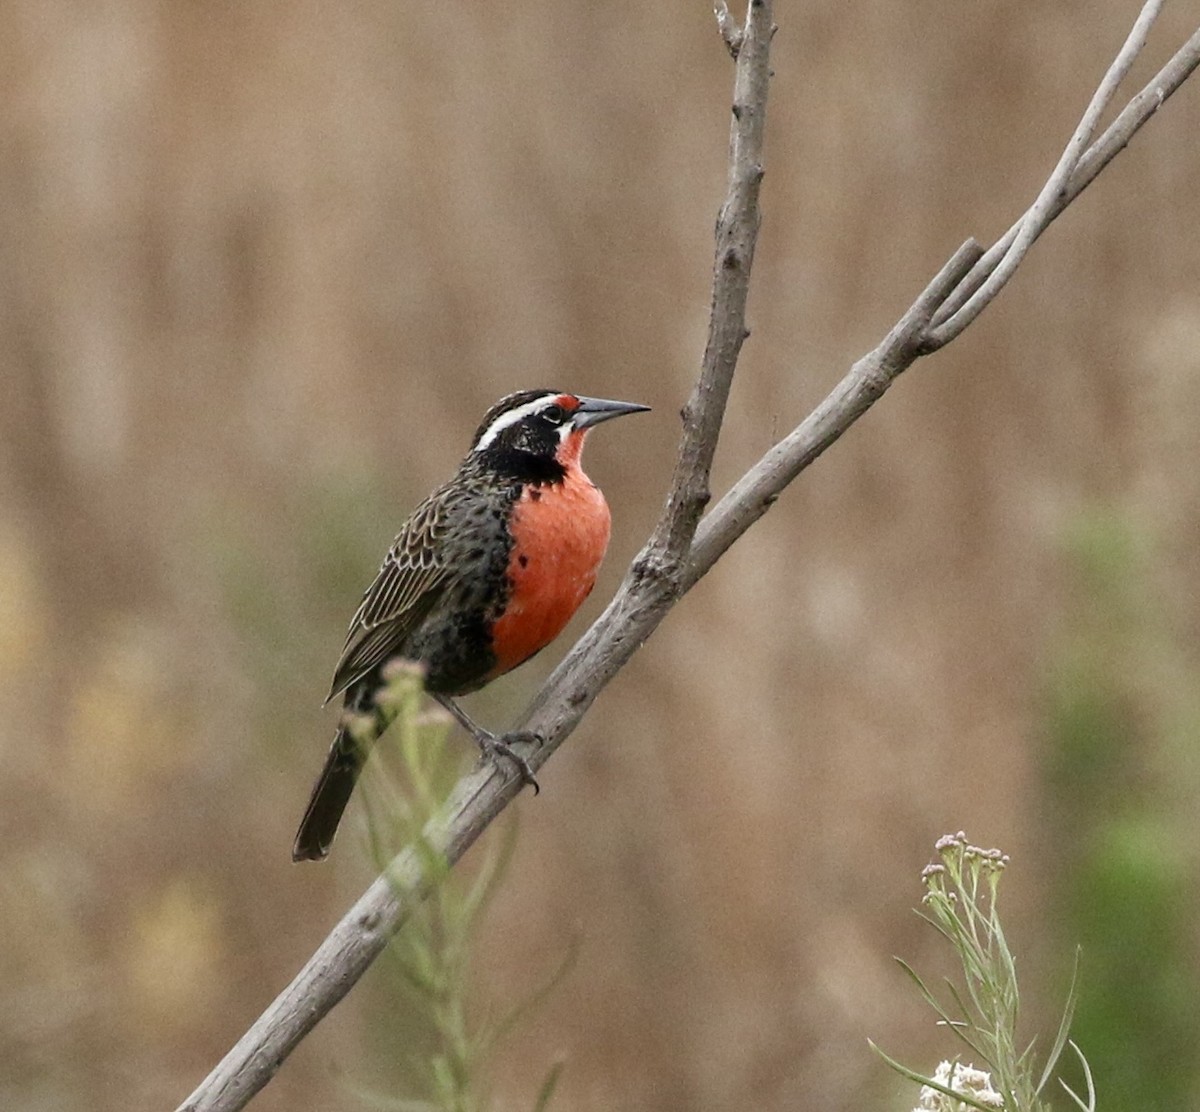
[542,404,567,424]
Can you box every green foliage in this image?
[1042,511,1200,1111]
[873,834,1092,1112]
[351,664,571,1112]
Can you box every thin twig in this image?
[646,0,772,579]
[1070,25,1200,193]
[928,1,1177,345]
[714,1,744,58]
[176,8,1199,1112]
[690,14,1200,573]
[930,21,1200,334]
[684,240,983,586]
[936,22,1200,331]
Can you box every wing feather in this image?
[326,492,456,701]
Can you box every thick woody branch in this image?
[177,6,1199,1111]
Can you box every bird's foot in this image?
[476,730,542,794]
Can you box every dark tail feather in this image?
[292,726,366,862]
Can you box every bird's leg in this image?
[432,694,541,794]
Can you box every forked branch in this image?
[178,4,1198,1109]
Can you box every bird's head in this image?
[469,389,650,480]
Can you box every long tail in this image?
[292,724,367,862]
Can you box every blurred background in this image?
[3,1,1200,1109]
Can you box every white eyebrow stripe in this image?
[472,395,560,453]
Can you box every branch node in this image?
[631,550,683,596]
[713,2,744,58]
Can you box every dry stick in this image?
[930,12,1200,343]
[714,0,744,58]
[647,0,772,573]
[177,8,1199,1112]
[930,0,1164,346]
[694,15,1200,575]
[685,241,982,587]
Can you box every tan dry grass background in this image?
[2,2,1199,1109]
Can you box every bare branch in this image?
[930,21,1200,336]
[926,23,1200,335]
[684,239,984,586]
[647,0,773,579]
[714,1,744,58]
[928,3,1191,345]
[1072,25,1200,193]
[687,12,1200,576]
[177,8,1200,1111]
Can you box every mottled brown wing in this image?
[326,490,456,701]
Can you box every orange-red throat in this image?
[487,460,611,678]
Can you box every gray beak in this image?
[572,396,651,430]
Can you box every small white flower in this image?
[914,1060,1004,1111]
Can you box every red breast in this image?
[486,428,611,678]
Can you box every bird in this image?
[292,389,650,861]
